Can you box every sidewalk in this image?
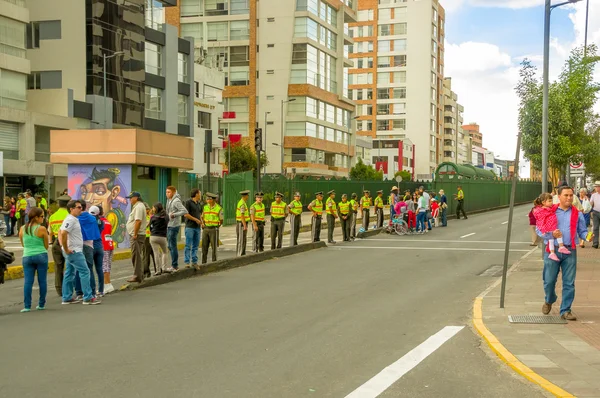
[477,247,600,397]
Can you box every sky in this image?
[442,0,600,175]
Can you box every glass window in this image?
[378,24,391,36]
[394,23,407,35]
[144,86,163,120]
[181,23,203,42]
[379,8,391,19]
[393,103,406,114]
[357,10,374,21]
[34,125,51,162]
[145,42,162,76]
[226,97,249,118]
[326,127,334,142]
[326,104,335,123]
[205,0,229,16]
[26,22,40,49]
[393,71,406,83]
[0,69,26,110]
[0,16,26,57]
[378,56,391,68]
[307,122,317,138]
[178,94,189,124]
[377,88,389,99]
[178,53,188,83]
[377,72,390,84]
[230,20,249,40]
[207,22,228,41]
[307,97,317,118]
[378,40,390,52]
[393,55,406,67]
[231,0,250,15]
[393,39,406,51]
[198,111,211,129]
[432,40,438,53]
[432,56,437,69]
[377,120,389,131]
[394,7,407,18]
[393,119,406,130]
[230,46,250,66]
[336,108,343,126]
[145,0,165,30]
[377,104,389,115]
[181,0,203,17]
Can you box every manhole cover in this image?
[508,315,567,324]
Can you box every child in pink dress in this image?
[533,193,571,261]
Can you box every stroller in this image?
[0,218,6,237]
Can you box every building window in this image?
[377,88,389,99]
[145,42,163,76]
[393,119,406,130]
[231,0,250,15]
[181,0,203,17]
[194,81,200,97]
[230,46,250,66]
[198,111,211,129]
[145,0,165,30]
[225,97,249,118]
[178,53,188,83]
[34,125,52,162]
[25,21,40,49]
[230,20,249,40]
[229,70,249,86]
[28,72,41,90]
[181,23,203,42]
[208,21,228,41]
[137,166,156,180]
[267,95,274,100]
[357,9,374,20]
[0,69,27,110]
[178,95,189,124]
[144,86,163,120]
[0,120,20,160]
[203,85,222,102]
[1,16,27,57]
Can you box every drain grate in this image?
[508,315,567,324]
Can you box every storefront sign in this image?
[194,101,216,110]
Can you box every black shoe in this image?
[328,240,337,244]
[593,245,598,249]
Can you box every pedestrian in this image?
[269,192,288,249]
[166,186,188,270]
[308,192,324,243]
[389,187,398,219]
[553,181,583,210]
[579,188,592,248]
[454,185,468,219]
[538,185,588,321]
[183,188,203,268]
[250,192,266,253]
[19,207,49,312]
[2,197,12,237]
[59,200,101,305]
[349,193,359,240]
[407,192,417,232]
[431,198,440,227]
[236,190,250,256]
[142,203,156,278]
[326,190,338,244]
[529,198,541,247]
[35,193,47,225]
[534,193,573,261]
[75,203,104,297]
[9,197,17,237]
[360,190,371,230]
[374,190,384,228]
[24,191,36,223]
[588,182,600,249]
[338,194,351,242]
[288,192,302,246]
[416,191,428,234]
[98,206,115,293]
[438,189,448,227]
[418,187,432,230]
[16,193,26,231]
[48,194,70,295]
[125,191,147,283]
[149,202,170,274]
[200,192,223,264]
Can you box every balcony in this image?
[343,1,357,23]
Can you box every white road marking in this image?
[501,221,508,225]
[345,326,464,398]
[362,239,531,244]
[336,246,531,252]
[460,232,476,238]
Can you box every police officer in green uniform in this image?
[308,192,324,242]
[454,185,468,219]
[349,193,359,240]
[338,194,351,242]
[288,192,303,246]
[236,190,250,256]
[360,190,372,230]
[270,192,288,249]
[374,190,385,228]
[250,192,266,252]
[48,194,70,295]
[201,192,223,264]
[326,190,338,244]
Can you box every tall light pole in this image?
[103,51,124,128]
[263,111,271,177]
[280,98,296,175]
[584,0,590,56]
[542,0,581,193]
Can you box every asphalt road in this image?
[0,206,550,398]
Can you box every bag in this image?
[0,248,15,265]
[583,199,592,214]
[441,203,448,210]
[15,211,20,220]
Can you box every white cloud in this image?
[442,0,543,12]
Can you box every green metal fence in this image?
[222,171,254,225]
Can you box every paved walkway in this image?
[480,245,600,397]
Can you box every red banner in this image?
[222,133,242,148]
[223,111,236,119]
[376,161,388,174]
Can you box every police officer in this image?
[236,190,250,256]
[374,190,384,228]
[455,185,468,219]
[201,192,223,264]
[338,194,351,242]
[349,193,359,240]
[326,190,338,244]
[360,190,372,230]
[288,192,302,246]
[48,194,70,295]
[250,192,266,253]
[270,192,288,249]
[308,192,324,242]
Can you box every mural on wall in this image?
[68,165,131,248]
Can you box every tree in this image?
[394,170,412,181]
[226,143,268,174]
[350,158,384,180]
[517,45,600,187]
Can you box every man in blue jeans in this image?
[74,203,103,297]
[537,185,588,321]
[165,186,188,271]
[59,200,101,305]
[184,188,203,269]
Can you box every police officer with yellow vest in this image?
[326,190,338,244]
[338,194,351,242]
[350,193,359,240]
[288,192,302,246]
[236,190,250,256]
[48,194,70,295]
[201,192,223,264]
[270,192,288,249]
[374,190,385,228]
[250,192,266,253]
[308,191,324,242]
[360,190,372,230]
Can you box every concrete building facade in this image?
[349,0,445,180]
[442,77,469,164]
[463,122,482,148]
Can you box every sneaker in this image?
[20,308,31,313]
[561,311,576,321]
[76,295,83,301]
[548,252,560,262]
[104,283,115,294]
[185,263,191,269]
[192,263,201,270]
[542,302,552,315]
[558,246,571,255]
[36,306,45,311]
[164,267,175,273]
[82,297,102,305]
[96,291,105,298]
[62,298,80,305]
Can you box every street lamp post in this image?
[103,51,124,128]
[542,0,581,193]
[280,98,296,175]
[263,111,271,177]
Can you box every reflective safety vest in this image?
[203,203,222,227]
[350,199,359,212]
[311,199,323,216]
[145,215,151,237]
[251,202,265,222]
[360,196,371,209]
[374,196,384,208]
[18,199,27,211]
[326,198,337,215]
[236,199,250,222]
[40,197,47,210]
[457,189,465,200]
[48,208,68,238]
[271,201,287,219]
[338,201,350,215]
[289,200,303,215]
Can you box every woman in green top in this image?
[19,207,49,312]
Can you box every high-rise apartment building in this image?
[442,77,469,164]
[169,0,358,177]
[349,0,445,180]
[463,122,482,148]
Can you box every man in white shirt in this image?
[419,186,432,230]
[589,182,600,248]
[126,192,147,283]
[59,200,101,305]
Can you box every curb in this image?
[119,241,327,291]
[356,227,384,239]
